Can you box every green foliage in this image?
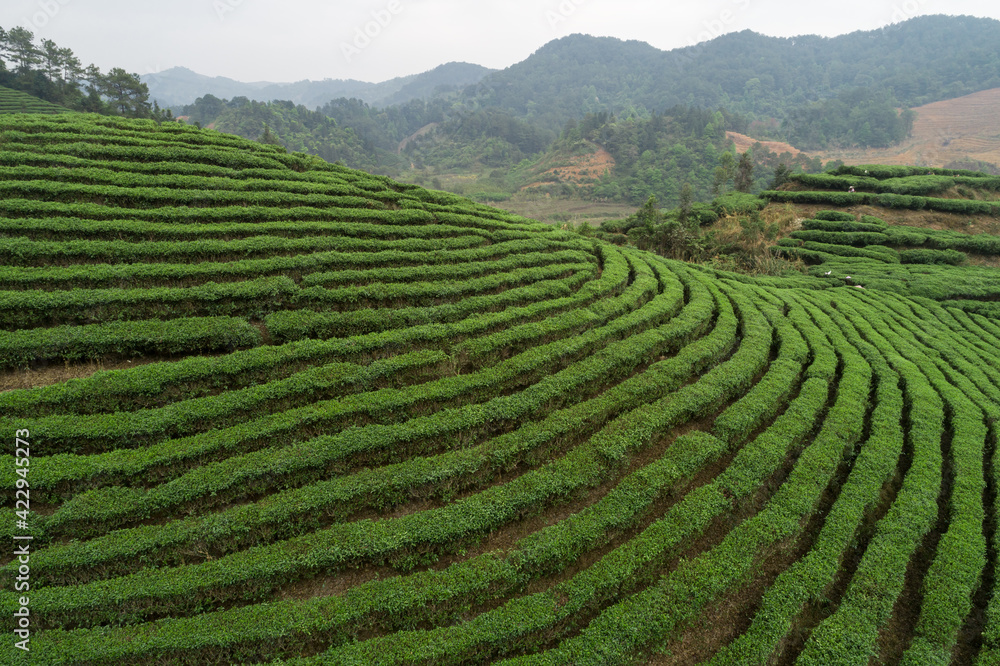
[898,248,967,265]
[762,189,1000,216]
[0,24,162,119]
[793,171,1000,196]
[712,192,766,217]
[209,97,401,175]
[813,210,863,222]
[790,229,891,247]
[784,87,915,149]
[0,317,261,369]
[734,150,755,192]
[462,16,1000,134]
[5,114,1000,666]
[0,85,67,114]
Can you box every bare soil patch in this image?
[816,87,1000,168]
[0,357,165,392]
[726,131,805,158]
[522,144,616,190]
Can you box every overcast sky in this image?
[3,0,999,83]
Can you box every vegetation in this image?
[460,15,1000,141]
[0,24,161,119]
[166,16,1000,210]
[783,87,915,149]
[763,165,1000,218]
[181,95,838,209]
[0,85,66,114]
[2,111,1000,666]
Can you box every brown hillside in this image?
[726,132,804,157]
[521,142,615,190]
[816,87,1000,167]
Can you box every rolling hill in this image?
[2,114,1000,665]
[813,87,1000,169]
[465,15,1000,132]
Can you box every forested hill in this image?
[471,14,1000,136]
[168,14,1000,209]
[178,14,1000,169]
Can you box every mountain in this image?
[468,15,1000,131]
[140,67,280,108]
[149,15,1000,211]
[143,61,495,109]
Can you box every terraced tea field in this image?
[0,87,68,116]
[2,115,1000,665]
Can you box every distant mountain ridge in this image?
[143,61,495,109]
[148,15,1000,127]
[468,14,1000,131]
[148,13,1000,210]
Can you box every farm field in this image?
[2,114,1000,665]
[0,87,69,116]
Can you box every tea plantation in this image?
[2,114,1000,665]
[0,87,68,116]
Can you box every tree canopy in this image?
[0,24,159,119]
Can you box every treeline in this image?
[537,108,832,206]
[189,96,391,173]
[182,94,453,174]
[182,93,551,176]
[401,108,552,171]
[185,92,841,208]
[460,15,1000,149]
[784,88,915,149]
[0,25,163,118]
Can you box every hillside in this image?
[726,131,803,159]
[3,114,1000,664]
[161,15,1000,188]
[815,87,1000,169]
[0,86,70,115]
[518,140,616,190]
[470,15,1000,133]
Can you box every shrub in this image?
[899,249,967,265]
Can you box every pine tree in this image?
[734,150,755,193]
[678,183,694,226]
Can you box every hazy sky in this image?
[3,0,999,83]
